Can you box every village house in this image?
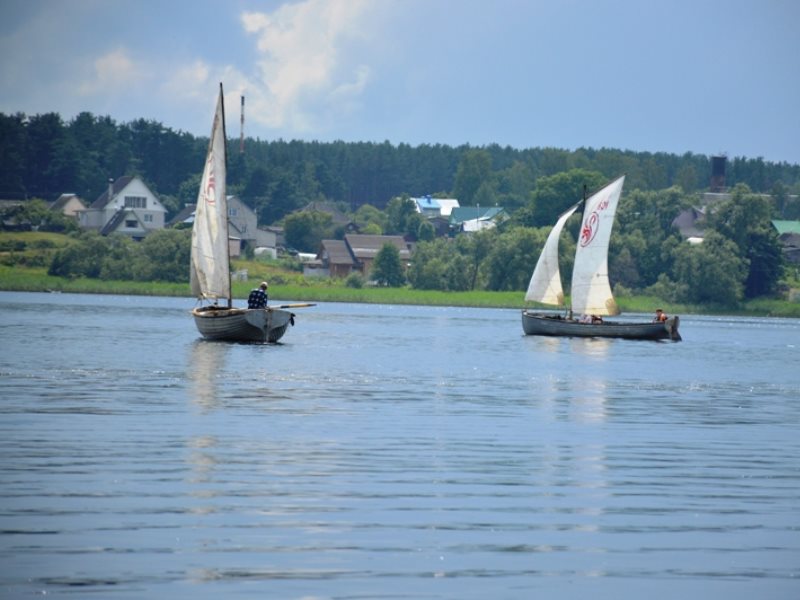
[412,195,461,236]
[304,239,357,278]
[78,176,166,240]
[345,234,412,276]
[168,195,278,258]
[449,206,508,233]
[305,234,413,279]
[301,200,358,234]
[772,220,800,265]
[672,156,800,260]
[50,194,86,219]
[412,195,460,219]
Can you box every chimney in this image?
[710,156,726,193]
[108,178,114,202]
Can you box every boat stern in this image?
[666,315,682,341]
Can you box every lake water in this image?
[0,291,798,599]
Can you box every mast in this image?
[219,82,232,309]
[565,184,588,314]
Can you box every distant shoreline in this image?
[2,267,798,318]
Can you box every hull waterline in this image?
[522,310,681,341]
[192,306,295,343]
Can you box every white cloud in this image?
[239,0,373,132]
[160,60,212,104]
[77,48,147,96]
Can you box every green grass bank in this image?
[2,231,798,317]
[2,264,799,318]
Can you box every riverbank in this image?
[2,265,799,317]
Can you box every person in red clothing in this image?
[653,308,668,322]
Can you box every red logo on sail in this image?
[204,153,216,205]
[580,212,599,246]
[579,193,610,247]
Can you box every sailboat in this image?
[521,175,681,341]
[190,84,297,343]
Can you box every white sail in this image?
[524,203,580,305]
[570,175,625,316]
[190,85,230,303]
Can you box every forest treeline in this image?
[2,110,800,226]
[2,110,799,307]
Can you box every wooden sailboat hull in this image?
[522,311,681,341]
[192,306,295,343]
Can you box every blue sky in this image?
[1,0,798,164]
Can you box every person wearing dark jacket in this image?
[248,281,268,309]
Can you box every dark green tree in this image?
[417,220,435,241]
[453,149,493,205]
[671,231,747,305]
[707,183,784,299]
[742,228,784,297]
[408,238,471,291]
[613,186,690,288]
[495,160,536,212]
[384,195,419,236]
[283,210,333,252]
[0,113,29,198]
[371,243,405,286]
[353,203,386,233]
[2,199,78,233]
[255,167,302,225]
[460,229,495,290]
[98,235,137,280]
[483,226,545,291]
[48,231,110,279]
[25,113,68,198]
[527,169,606,228]
[133,229,191,282]
[408,239,448,290]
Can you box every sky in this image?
[1,0,799,165]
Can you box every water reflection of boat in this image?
[190,84,297,343]
[522,175,681,342]
[526,335,612,359]
[188,339,226,410]
[569,337,612,358]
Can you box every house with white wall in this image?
[412,195,460,218]
[78,176,166,240]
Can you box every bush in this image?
[276,255,304,272]
[612,283,633,298]
[0,240,26,251]
[345,272,365,288]
[643,273,688,303]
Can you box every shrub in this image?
[345,272,365,288]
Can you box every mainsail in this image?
[524,203,580,306]
[570,175,625,316]
[190,85,230,305]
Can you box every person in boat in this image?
[580,314,603,324]
[248,281,269,309]
[653,308,668,322]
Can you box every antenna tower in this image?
[239,95,245,153]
